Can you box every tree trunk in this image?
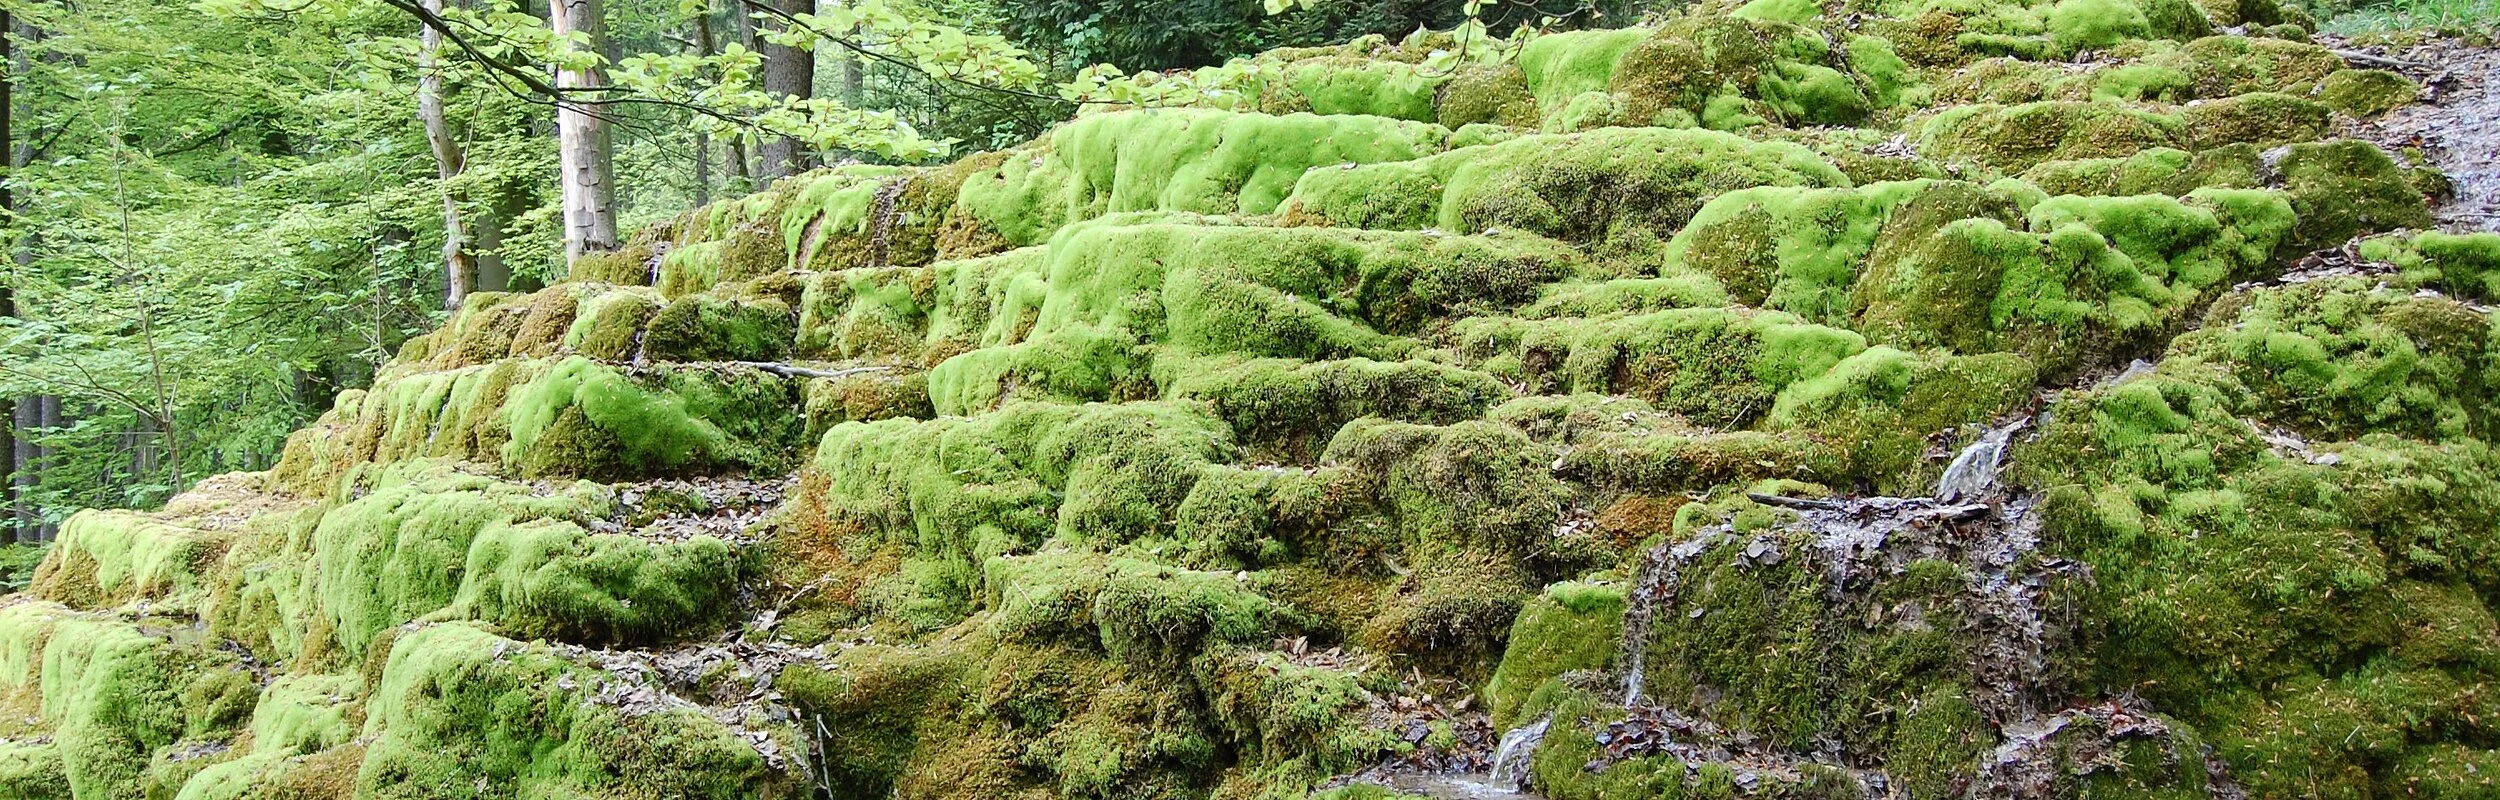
[9,401,31,543]
[553,0,620,265]
[35,396,55,541]
[692,3,716,208]
[2,5,18,543]
[419,0,479,309]
[751,0,811,181]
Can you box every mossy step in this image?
[212,463,741,664]
[29,511,227,613]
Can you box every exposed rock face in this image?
[4,2,2498,798]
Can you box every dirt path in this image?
[2333,37,2500,232]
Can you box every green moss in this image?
[30,511,224,612]
[453,518,742,645]
[1284,126,1846,252]
[173,674,362,799]
[1436,64,1539,129]
[503,357,795,479]
[955,110,1450,247]
[1164,356,1509,459]
[2049,0,2153,53]
[2274,139,2435,250]
[1852,188,2294,376]
[308,467,610,658]
[1768,346,2040,490]
[1483,581,1626,728]
[358,623,783,799]
[0,740,69,800]
[2018,144,2263,196]
[2179,91,2329,150]
[1917,101,2186,172]
[1518,28,1654,112]
[0,614,258,800]
[795,267,934,361]
[922,221,1577,414]
[1666,180,2028,324]
[985,553,1277,667]
[642,293,797,362]
[1196,647,1398,778]
[803,401,1239,626]
[2318,68,2420,117]
[561,286,665,360]
[2149,35,2345,99]
[1453,306,1868,428]
[1322,419,1569,566]
[564,246,654,286]
[2171,279,2495,441]
[2360,231,2500,303]
[1267,58,1443,122]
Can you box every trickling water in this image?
[1485,714,1552,790]
[1615,531,1722,707]
[1935,418,2029,502]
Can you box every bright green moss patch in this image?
[2018,366,2500,795]
[921,221,1577,414]
[1851,187,2296,376]
[956,110,1451,247]
[641,294,797,362]
[30,511,224,611]
[804,401,1239,625]
[2017,144,2263,196]
[985,552,1278,666]
[1917,101,2187,172]
[795,266,935,361]
[1768,346,2040,490]
[2318,68,2420,117]
[503,357,798,479]
[1285,126,1847,254]
[310,467,609,658]
[2274,139,2436,250]
[453,518,741,645]
[359,623,784,800]
[2361,231,2500,303]
[1267,57,1443,122]
[2171,279,2496,441]
[1483,580,1625,728]
[2178,91,2329,150]
[1518,28,1654,111]
[0,739,69,800]
[1164,355,1509,459]
[1664,179,2029,324]
[1453,306,1868,428]
[9,616,258,800]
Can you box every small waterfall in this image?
[1615,531,1722,707]
[1935,418,2029,502]
[1485,714,1552,790]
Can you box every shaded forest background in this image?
[0,0,2478,548]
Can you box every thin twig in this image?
[726,362,898,380]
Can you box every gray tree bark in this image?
[553,0,620,264]
[419,0,479,309]
[752,0,812,181]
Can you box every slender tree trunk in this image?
[9,401,31,543]
[692,3,716,208]
[2,5,19,543]
[419,0,479,309]
[474,211,509,291]
[35,396,54,541]
[553,0,620,264]
[753,0,813,181]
